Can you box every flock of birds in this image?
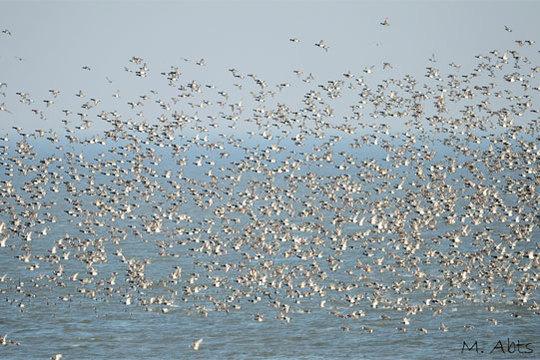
[0,22,539,358]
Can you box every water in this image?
[0,129,538,359]
[1,295,536,359]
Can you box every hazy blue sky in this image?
[1,1,539,130]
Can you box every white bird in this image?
[0,103,12,113]
[191,338,203,351]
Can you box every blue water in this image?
[0,124,538,359]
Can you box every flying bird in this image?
[191,338,203,351]
[314,40,329,52]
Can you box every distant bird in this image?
[505,25,512,32]
[289,38,300,43]
[1,334,19,346]
[192,338,203,351]
[0,102,12,113]
[314,40,329,52]
[82,65,91,71]
[380,18,390,26]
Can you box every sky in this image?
[0,0,539,131]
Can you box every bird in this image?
[314,40,329,52]
[0,103,12,113]
[191,338,203,351]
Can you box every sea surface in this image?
[0,133,538,359]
